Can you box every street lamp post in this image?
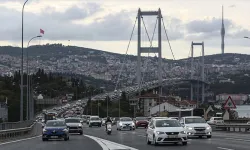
[97,98,99,116]
[26,35,42,120]
[118,90,122,118]
[21,0,29,121]
[106,95,109,117]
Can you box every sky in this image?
[0,0,250,59]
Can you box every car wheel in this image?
[64,137,68,141]
[79,132,83,135]
[182,142,187,145]
[89,125,92,127]
[199,136,203,138]
[207,135,212,138]
[42,138,47,141]
[146,135,151,145]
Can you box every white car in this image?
[146,118,187,146]
[207,117,224,125]
[117,117,135,130]
[89,116,102,127]
[180,116,212,138]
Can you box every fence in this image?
[0,120,33,130]
[0,121,36,140]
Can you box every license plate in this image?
[141,124,145,125]
[196,131,205,133]
[168,135,178,138]
[51,136,58,138]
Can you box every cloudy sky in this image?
[0,0,250,59]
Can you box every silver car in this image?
[65,118,83,135]
[117,117,135,131]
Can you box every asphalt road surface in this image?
[1,124,250,150]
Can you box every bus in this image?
[168,108,206,120]
[44,112,57,123]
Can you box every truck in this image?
[44,112,57,123]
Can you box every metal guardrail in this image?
[215,124,250,132]
[0,121,36,140]
[0,120,33,130]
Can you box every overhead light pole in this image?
[21,0,29,121]
[26,35,42,120]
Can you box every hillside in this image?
[1,44,250,86]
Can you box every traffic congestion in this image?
[36,99,213,146]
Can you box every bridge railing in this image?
[0,121,36,141]
[0,120,34,130]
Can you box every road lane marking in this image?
[84,134,138,150]
[0,135,42,146]
[217,147,234,150]
[120,132,127,135]
[225,138,250,142]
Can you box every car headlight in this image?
[79,124,82,127]
[156,131,165,135]
[186,127,193,130]
[43,129,47,132]
[63,128,68,132]
[119,123,123,126]
[206,126,211,130]
[132,122,135,126]
[180,130,186,134]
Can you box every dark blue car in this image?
[42,120,69,141]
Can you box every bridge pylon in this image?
[190,42,205,104]
[136,8,163,95]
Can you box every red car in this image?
[134,117,148,128]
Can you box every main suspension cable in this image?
[114,17,138,91]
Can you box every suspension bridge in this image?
[91,8,210,113]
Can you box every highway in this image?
[1,123,250,150]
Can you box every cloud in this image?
[0,4,185,42]
[186,18,233,34]
[184,17,250,41]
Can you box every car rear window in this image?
[136,117,147,121]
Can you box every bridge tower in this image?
[137,8,163,95]
[190,42,205,104]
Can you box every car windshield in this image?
[185,118,206,124]
[65,118,80,123]
[155,120,181,127]
[136,117,147,121]
[91,117,100,120]
[120,118,132,121]
[46,121,66,127]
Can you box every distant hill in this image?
[1,44,249,64]
[1,44,250,86]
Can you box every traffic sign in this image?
[223,96,236,109]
